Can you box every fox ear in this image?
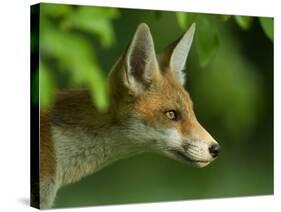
[160,23,195,85]
[123,23,159,95]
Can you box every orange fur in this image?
[133,71,192,132]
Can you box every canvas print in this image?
[31,3,274,209]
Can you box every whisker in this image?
[184,143,197,148]
[186,148,200,154]
[187,152,200,158]
[186,151,201,158]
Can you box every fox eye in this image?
[165,110,179,121]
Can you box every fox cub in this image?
[39,23,220,208]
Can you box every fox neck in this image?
[52,106,145,186]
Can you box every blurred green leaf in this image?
[39,63,56,109]
[176,12,196,29]
[234,16,253,30]
[68,7,119,47]
[259,17,273,41]
[196,16,219,67]
[40,24,109,111]
[87,65,109,111]
[41,3,72,18]
[39,4,112,111]
[220,15,231,22]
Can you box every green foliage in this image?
[176,13,273,68]
[259,17,273,41]
[234,15,253,30]
[220,15,231,22]
[176,13,219,68]
[176,12,196,30]
[39,4,119,111]
[39,63,56,109]
[67,7,119,48]
[196,16,219,67]
[40,4,72,18]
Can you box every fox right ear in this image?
[123,23,159,95]
[159,23,196,85]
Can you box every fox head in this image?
[109,23,220,167]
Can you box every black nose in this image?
[209,144,220,158]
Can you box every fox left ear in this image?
[123,23,159,95]
[159,23,196,85]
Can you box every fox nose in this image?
[209,143,220,158]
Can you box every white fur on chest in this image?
[51,124,143,186]
[53,126,113,186]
